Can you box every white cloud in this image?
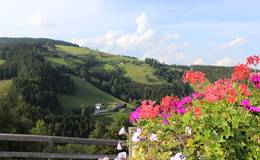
[70,38,89,47]
[143,43,186,63]
[221,37,246,49]
[116,29,154,48]
[193,59,204,65]
[160,33,180,42]
[136,13,148,33]
[215,58,233,66]
[71,13,186,64]
[26,13,52,29]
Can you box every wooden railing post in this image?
[128,127,138,158]
[46,137,54,160]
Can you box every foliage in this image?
[191,65,234,82]
[30,119,49,135]
[53,117,129,154]
[129,55,260,160]
[0,89,34,134]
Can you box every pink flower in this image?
[241,99,260,112]
[249,72,260,89]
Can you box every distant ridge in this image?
[0,37,77,47]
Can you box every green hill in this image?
[55,44,163,84]
[121,62,162,84]
[57,75,126,111]
[56,44,94,56]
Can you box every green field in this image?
[94,110,130,124]
[0,80,12,94]
[45,56,83,66]
[96,55,136,63]
[56,45,93,56]
[0,59,5,65]
[120,62,162,84]
[57,75,125,111]
[45,56,69,66]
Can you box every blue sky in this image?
[0,0,260,66]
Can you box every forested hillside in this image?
[0,37,238,153]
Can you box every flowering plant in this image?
[128,55,260,160]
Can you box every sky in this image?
[0,0,260,66]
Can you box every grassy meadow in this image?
[120,62,162,84]
[57,75,125,111]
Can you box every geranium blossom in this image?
[193,107,202,118]
[205,79,235,102]
[238,84,252,96]
[246,55,260,66]
[231,64,250,81]
[128,55,259,159]
[130,95,198,124]
[183,71,206,85]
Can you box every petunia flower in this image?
[117,141,122,150]
[114,152,127,160]
[170,152,186,160]
[119,127,127,135]
[150,133,158,141]
[249,72,260,89]
[185,126,192,135]
[241,99,260,112]
[132,129,142,142]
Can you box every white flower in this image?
[185,126,192,135]
[150,133,158,141]
[170,152,186,160]
[117,141,122,150]
[132,130,141,142]
[114,152,127,160]
[119,127,127,135]
[136,127,142,132]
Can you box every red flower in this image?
[231,64,250,81]
[246,55,260,66]
[239,84,252,96]
[227,97,236,103]
[194,107,202,117]
[183,71,206,85]
[205,79,236,103]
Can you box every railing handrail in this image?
[0,133,125,146]
[0,133,127,159]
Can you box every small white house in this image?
[95,103,104,110]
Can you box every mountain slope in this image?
[57,75,126,111]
